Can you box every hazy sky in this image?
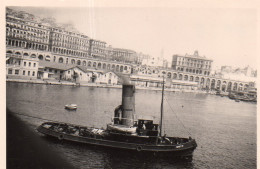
[10,6,257,69]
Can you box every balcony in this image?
[6,53,23,59]
[6,64,22,68]
[6,53,39,61]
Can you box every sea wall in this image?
[6,78,214,94]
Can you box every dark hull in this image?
[37,124,197,157]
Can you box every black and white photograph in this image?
[4,1,257,168]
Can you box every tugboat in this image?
[37,79,197,157]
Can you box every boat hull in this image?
[37,124,197,157]
[65,104,77,110]
[65,107,77,110]
[64,106,77,110]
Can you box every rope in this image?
[12,111,98,129]
[164,96,192,136]
[11,111,134,128]
[12,112,60,122]
[10,111,83,127]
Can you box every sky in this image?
[9,6,257,69]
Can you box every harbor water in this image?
[6,82,256,169]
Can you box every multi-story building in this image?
[111,48,138,64]
[6,10,141,65]
[5,9,254,92]
[49,27,90,59]
[6,48,39,80]
[6,15,50,51]
[171,50,213,76]
[89,39,107,59]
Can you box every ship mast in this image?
[160,76,165,137]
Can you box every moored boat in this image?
[65,104,77,110]
[37,121,197,155]
[38,79,197,157]
[228,90,257,103]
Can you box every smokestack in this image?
[121,84,135,126]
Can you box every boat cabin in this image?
[136,119,159,136]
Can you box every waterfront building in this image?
[131,64,251,92]
[50,54,133,74]
[38,60,75,79]
[63,66,119,85]
[5,9,254,92]
[6,48,39,80]
[6,47,252,93]
[171,50,213,76]
[212,65,257,90]
[130,74,198,90]
[6,48,133,77]
[37,60,119,85]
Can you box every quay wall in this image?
[6,78,214,95]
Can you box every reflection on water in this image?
[7,82,256,168]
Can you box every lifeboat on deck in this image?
[107,124,137,134]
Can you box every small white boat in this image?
[65,104,77,110]
[107,124,137,134]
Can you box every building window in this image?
[8,69,12,74]
[32,71,35,76]
[34,63,36,67]
[24,62,26,66]
[55,70,57,73]
[29,62,31,67]
[68,71,70,74]
[23,70,25,75]
[15,70,19,75]
[49,69,52,72]
[28,71,30,76]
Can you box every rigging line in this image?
[11,111,96,128]
[10,111,66,124]
[11,111,135,125]
[164,96,192,136]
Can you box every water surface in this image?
[6,82,256,168]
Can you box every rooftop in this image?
[39,61,75,70]
[174,51,213,61]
